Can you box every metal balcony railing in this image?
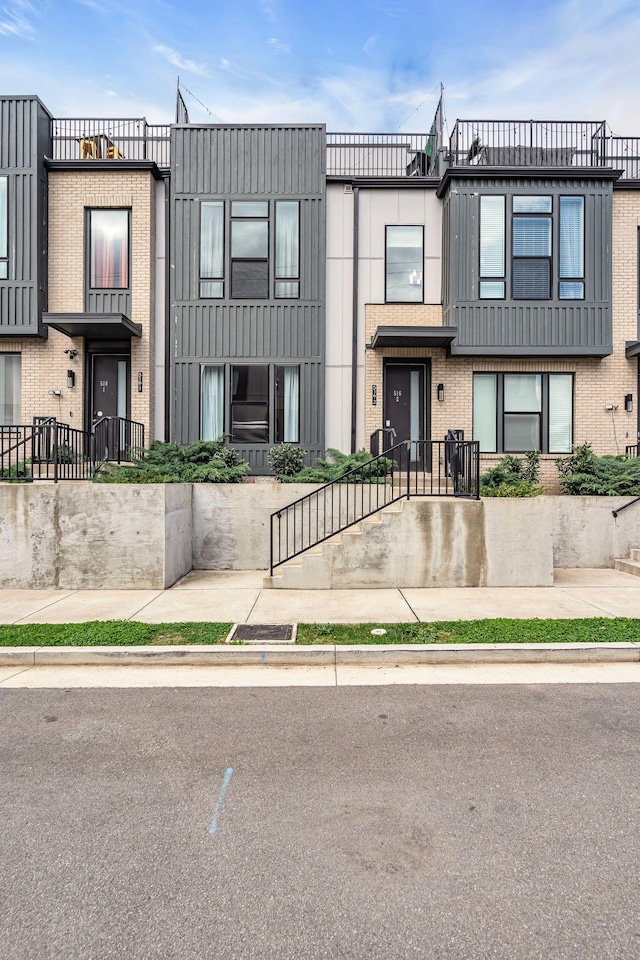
[449,120,608,169]
[326,132,437,178]
[51,118,171,167]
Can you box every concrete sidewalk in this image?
[2,567,640,625]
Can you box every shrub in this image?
[480,451,543,497]
[279,448,394,484]
[556,442,640,496]
[268,443,306,479]
[94,438,249,484]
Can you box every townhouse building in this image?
[2,94,640,487]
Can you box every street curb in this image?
[1,642,639,667]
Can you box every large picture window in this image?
[385,226,423,303]
[0,353,21,425]
[201,363,301,445]
[89,209,129,289]
[231,202,269,299]
[473,372,573,454]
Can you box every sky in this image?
[1,0,640,135]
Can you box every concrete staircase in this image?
[263,501,406,589]
[614,548,640,578]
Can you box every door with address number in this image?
[91,354,129,458]
[383,362,428,467]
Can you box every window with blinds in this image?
[472,372,573,454]
[479,196,505,299]
[512,197,552,299]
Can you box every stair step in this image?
[629,548,640,561]
[614,558,640,577]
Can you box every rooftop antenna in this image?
[178,78,224,123]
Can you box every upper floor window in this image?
[479,195,585,301]
[200,200,300,300]
[0,177,7,280]
[385,226,423,303]
[89,209,129,289]
[0,353,21,425]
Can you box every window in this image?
[385,226,423,303]
[89,210,129,289]
[473,372,573,453]
[201,363,300,444]
[559,196,584,299]
[275,202,299,298]
[231,202,269,299]
[200,202,224,298]
[201,365,224,439]
[0,354,21,425]
[479,194,585,301]
[0,177,7,280]
[479,196,505,299]
[231,365,269,442]
[512,196,552,299]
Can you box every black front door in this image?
[90,354,129,459]
[384,362,427,466]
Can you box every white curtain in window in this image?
[276,202,299,279]
[0,354,21,426]
[548,374,573,453]
[0,177,7,259]
[480,196,505,278]
[473,374,497,453]
[559,197,584,278]
[201,366,224,440]
[284,366,299,442]
[200,202,224,279]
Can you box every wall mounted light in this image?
[437,383,445,402]
[48,389,61,397]
[625,393,633,413]
[67,370,75,389]
[64,349,78,359]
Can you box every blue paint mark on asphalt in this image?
[209,767,234,836]
[260,652,267,662]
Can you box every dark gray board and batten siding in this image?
[441,173,613,356]
[171,125,326,469]
[0,97,51,336]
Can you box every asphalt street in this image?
[1,684,639,959]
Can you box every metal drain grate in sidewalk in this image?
[228,624,295,644]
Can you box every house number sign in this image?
[100,380,109,392]
[394,389,402,402]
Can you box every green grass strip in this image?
[0,621,232,647]
[296,618,640,645]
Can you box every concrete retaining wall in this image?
[1,483,639,589]
[0,483,192,589]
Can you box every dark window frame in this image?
[0,176,8,280]
[230,202,270,301]
[511,197,553,301]
[86,208,131,292]
[274,200,300,300]
[384,224,425,304]
[558,195,585,300]
[478,194,506,300]
[199,200,225,299]
[473,371,574,454]
[0,351,21,426]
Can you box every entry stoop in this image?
[614,548,640,577]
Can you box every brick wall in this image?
[0,169,157,441]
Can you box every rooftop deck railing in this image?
[51,118,171,167]
[326,132,438,177]
[449,120,609,169]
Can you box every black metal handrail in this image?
[269,439,480,573]
[1,416,145,482]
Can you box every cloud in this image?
[153,43,210,77]
[0,0,38,38]
[267,37,289,53]
[363,36,377,58]
[105,89,117,97]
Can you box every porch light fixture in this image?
[67,370,75,389]
[437,383,445,402]
[625,393,633,412]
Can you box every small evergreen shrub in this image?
[94,438,249,483]
[279,448,394,484]
[268,443,306,479]
[556,442,640,496]
[480,451,543,498]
